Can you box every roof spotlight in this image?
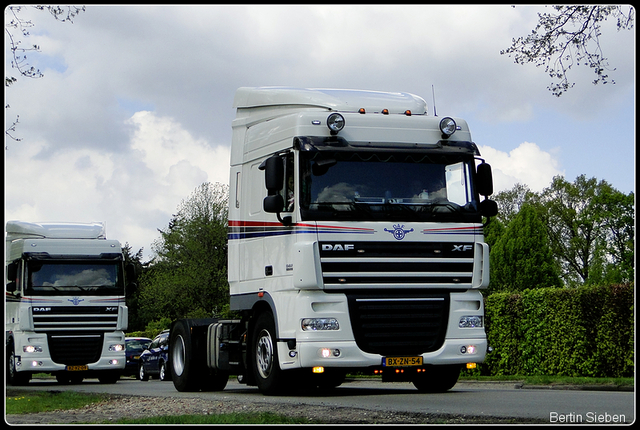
[327,113,345,135]
[439,117,457,138]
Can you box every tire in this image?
[412,364,461,393]
[200,369,230,391]
[159,361,170,381]
[6,342,30,386]
[252,312,287,395]
[170,320,200,392]
[98,371,119,384]
[138,363,149,381]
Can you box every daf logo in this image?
[105,307,118,312]
[452,245,473,252]
[33,307,51,312]
[322,244,355,251]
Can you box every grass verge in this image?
[6,390,111,415]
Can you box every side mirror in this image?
[6,262,17,293]
[480,199,498,218]
[264,194,285,213]
[476,162,494,197]
[261,155,284,193]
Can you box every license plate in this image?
[382,356,423,367]
[66,365,88,371]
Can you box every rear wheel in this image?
[170,321,200,391]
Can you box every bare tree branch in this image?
[501,5,634,97]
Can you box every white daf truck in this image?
[5,221,130,384]
[169,87,498,394]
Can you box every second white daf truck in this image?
[6,221,130,385]
[169,87,498,394]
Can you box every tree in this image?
[501,5,634,96]
[536,175,634,286]
[489,203,561,293]
[5,5,85,141]
[138,182,230,325]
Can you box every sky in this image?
[4,5,635,261]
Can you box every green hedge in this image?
[482,283,633,377]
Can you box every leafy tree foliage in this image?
[489,203,561,293]
[537,175,634,286]
[137,182,230,325]
[501,5,634,96]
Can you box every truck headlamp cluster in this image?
[459,316,483,328]
[301,318,340,331]
[23,345,43,353]
[327,113,345,135]
[439,117,457,138]
[108,343,125,352]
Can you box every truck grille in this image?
[320,241,474,289]
[346,291,449,356]
[32,306,119,332]
[47,333,104,365]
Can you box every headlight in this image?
[23,345,43,353]
[439,117,457,138]
[327,113,345,134]
[301,318,340,331]
[109,343,125,352]
[459,316,483,328]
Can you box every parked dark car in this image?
[139,330,171,381]
[123,337,152,377]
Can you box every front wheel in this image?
[252,312,287,395]
[6,343,30,386]
[412,364,461,393]
[138,363,149,381]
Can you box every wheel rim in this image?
[256,329,274,379]
[139,364,145,380]
[172,335,186,377]
[160,363,165,380]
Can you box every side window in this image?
[284,153,294,212]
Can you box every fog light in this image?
[31,361,43,367]
[320,348,332,358]
[109,359,119,365]
[461,345,477,355]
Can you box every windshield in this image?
[300,151,481,222]
[25,260,125,296]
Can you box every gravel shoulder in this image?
[5,389,545,425]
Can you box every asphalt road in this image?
[8,377,635,424]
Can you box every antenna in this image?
[432,85,437,117]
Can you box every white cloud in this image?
[477,142,564,193]
[5,111,230,260]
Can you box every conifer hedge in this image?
[482,283,633,377]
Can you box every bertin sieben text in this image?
[550,411,627,423]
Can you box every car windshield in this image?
[127,340,150,352]
[25,260,125,296]
[300,151,481,222]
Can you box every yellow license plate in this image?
[383,356,423,367]
[66,365,88,371]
